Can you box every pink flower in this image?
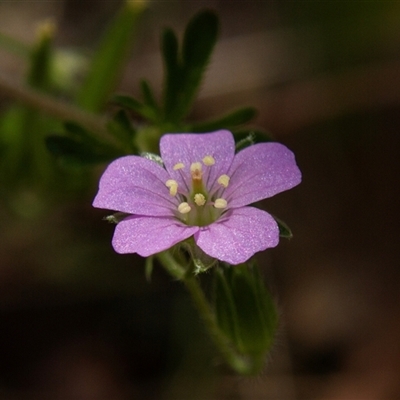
[93,130,301,264]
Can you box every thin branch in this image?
[0,71,120,148]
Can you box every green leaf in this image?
[177,10,219,120]
[47,121,127,168]
[182,10,219,71]
[140,79,160,114]
[112,94,157,121]
[112,94,142,112]
[191,107,257,132]
[272,215,293,239]
[46,135,120,167]
[112,80,161,124]
[162,10,219,122]
[63,121,91,140]
[106,109,137,149]
[76,1,146,112]
[161,28,180,118]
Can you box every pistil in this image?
[190,162,206,194]
[170,155,229,227]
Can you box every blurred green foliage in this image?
[76,1,146,112]
[0,5,271,213]
[280,1,399,69]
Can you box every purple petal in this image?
[112,215,198,256]
[194,207,279,265]
[160,130,235,190]
[93,156,177,216]
[225,143,301,208]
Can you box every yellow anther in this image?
[190,162,203,181]
[194,193,206,206]
[202,155,215,166]
[173,162,185,170]
[217,174,230,188]
[165,179,178,196]
[178,202,191,214]
[214,198,228,209]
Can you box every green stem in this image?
[0,72,120,148]
[157,250,252,374]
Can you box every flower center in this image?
[165,156,230,227]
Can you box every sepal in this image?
[103,211,130,224]
[140,152,164,167]
[272,215,293,239]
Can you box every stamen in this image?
[190,162,203,181]
[178,202,191,214]
[173,162,185,170]
[194,193,206,206]
[202,155,215,166]
[165,179,178,196]
[214,198,227,209]
[217,174,230,188]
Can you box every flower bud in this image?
[213,263,278,367]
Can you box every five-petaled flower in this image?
[93,130,301,265]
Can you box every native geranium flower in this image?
[93,130,301,265]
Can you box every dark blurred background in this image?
[1,1,400,399]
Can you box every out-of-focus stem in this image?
[0,72,120,148]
